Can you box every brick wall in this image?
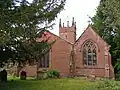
[19,25,114,78]
[49,35,72,76]
[74,26,114,78]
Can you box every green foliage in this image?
[47,70,60,78]
[2,78,120,90]
[91,0,120,75]
[0,69,7,82]
[0,78,96,90]
[115,72,120,81]
[96,80,120,90]
[0,0,66,43]
[0,45,15,67]
[0,0,66,66]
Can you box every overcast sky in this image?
[52,0,100,38]
[28,0,100,38]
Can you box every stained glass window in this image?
[83,41,97,65]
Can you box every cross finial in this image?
[67,21,69,27]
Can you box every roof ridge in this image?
[75,25,109,46]
[46,30,73,45]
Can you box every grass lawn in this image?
[0,77,120,90]
[0,78,98,90]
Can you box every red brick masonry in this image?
[21,22,114,79]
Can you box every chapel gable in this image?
[75,25,109,51]
[74,25,114,78]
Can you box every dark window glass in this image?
[39,52,49,68]
[83,41,97,65]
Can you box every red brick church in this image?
[21,18,114,78]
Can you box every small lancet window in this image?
[39,51,49,68]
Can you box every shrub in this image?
[96,80,120,90]
[115,72,120,81]
[47,70,60,78]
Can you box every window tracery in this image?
[83,41,97,65]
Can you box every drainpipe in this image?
[70,44,75,77]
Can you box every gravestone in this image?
[0,69,7,82]
[20,71,27,80]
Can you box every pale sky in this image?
[28,0,100,38]
[52,0,100,38]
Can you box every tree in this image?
[0,0,66,67]
[91,0,120,75]
[0,45,15,67]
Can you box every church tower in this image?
[59,17,76,44]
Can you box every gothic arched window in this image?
[83,41,97,65]
[39,51,49,68]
